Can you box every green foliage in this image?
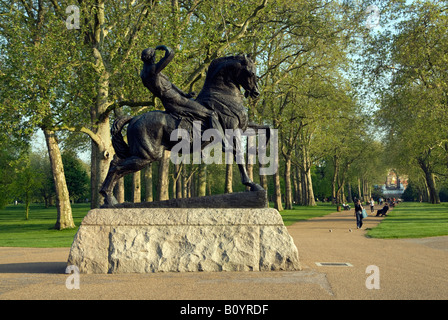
[311,163,333,201]
[61,151,90,202]
[0,138,24,208]
[12,152,45,219]
[440,187,448,202]
[401,182,420,202]
[2,0,441,216]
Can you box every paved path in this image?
[0,206,447,300]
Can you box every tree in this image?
[246,0,366,209]
[0,134,26,208]
[0,0,76,228]
[359,1,448,204]
[51,0,273,206]
[13,152,45,220]
[0,0,377,212]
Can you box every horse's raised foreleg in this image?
[100,155,152,207]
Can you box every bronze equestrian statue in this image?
[100,45,266,207]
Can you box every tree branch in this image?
[183,0,268,88]
[97,100,155,123]
[52,125,104,149]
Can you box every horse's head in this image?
[235,55,260,99]
[206,55,260,98]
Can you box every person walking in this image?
[354,198,364,229]
[370,197,375,213]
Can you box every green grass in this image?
[2,201,447,247]
[366,202,448,239]
[0,203,90,247]
[277,202,337,226]
[0,202,338,247]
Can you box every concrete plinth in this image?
[67,208,301,274]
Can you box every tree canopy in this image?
[1,0,446,226]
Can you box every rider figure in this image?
[141,45,221,132]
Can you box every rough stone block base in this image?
[67,208,301,273]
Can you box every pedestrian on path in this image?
[370,197,375,213]
[354,198,364,229]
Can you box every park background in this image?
[1,1,447,235]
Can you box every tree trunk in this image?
[88,1,114,208]
[304,166,316,206]
[419,161,440,204]
[295,166,302,205]
[158,150,170,201]
[133,171,141,203]
[302,147,316,206]
[198,163,207,197]
[260,163,268,193]
[187,171,192,198]
[25,192,30,220]
[90,141,98,208]
[207,175,212,195]
[284,156,293,209]
[175,164,182,199]
[331,156,339,204]
[246,142,254,191]
[347,182,353,203]
[357,177,362,202]
[422,178,430,202]
[143,163,153,202]
[362,179,369,203]
[113,177,125,203]
[182,164,188,198]
[225,164,233,193]
[90,119,113,208]
[292,167,298,204]
[191,170,197,197]
[274,168,283,211]
[43,128,75,230]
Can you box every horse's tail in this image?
[111,116,133,159]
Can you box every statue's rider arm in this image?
[155,45,194,99]
[154,45,174,74]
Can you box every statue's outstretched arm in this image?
[154,45,174,74]
[155,45,194,98]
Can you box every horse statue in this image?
[100,47,269,207]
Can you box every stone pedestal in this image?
[67,208,301,274]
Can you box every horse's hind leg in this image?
[100,155,152,207]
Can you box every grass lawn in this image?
[0,202,339,247]
[366,202,448,239]
[2,201,446,247]
[0,203,90,247]
[278,202,337,226]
